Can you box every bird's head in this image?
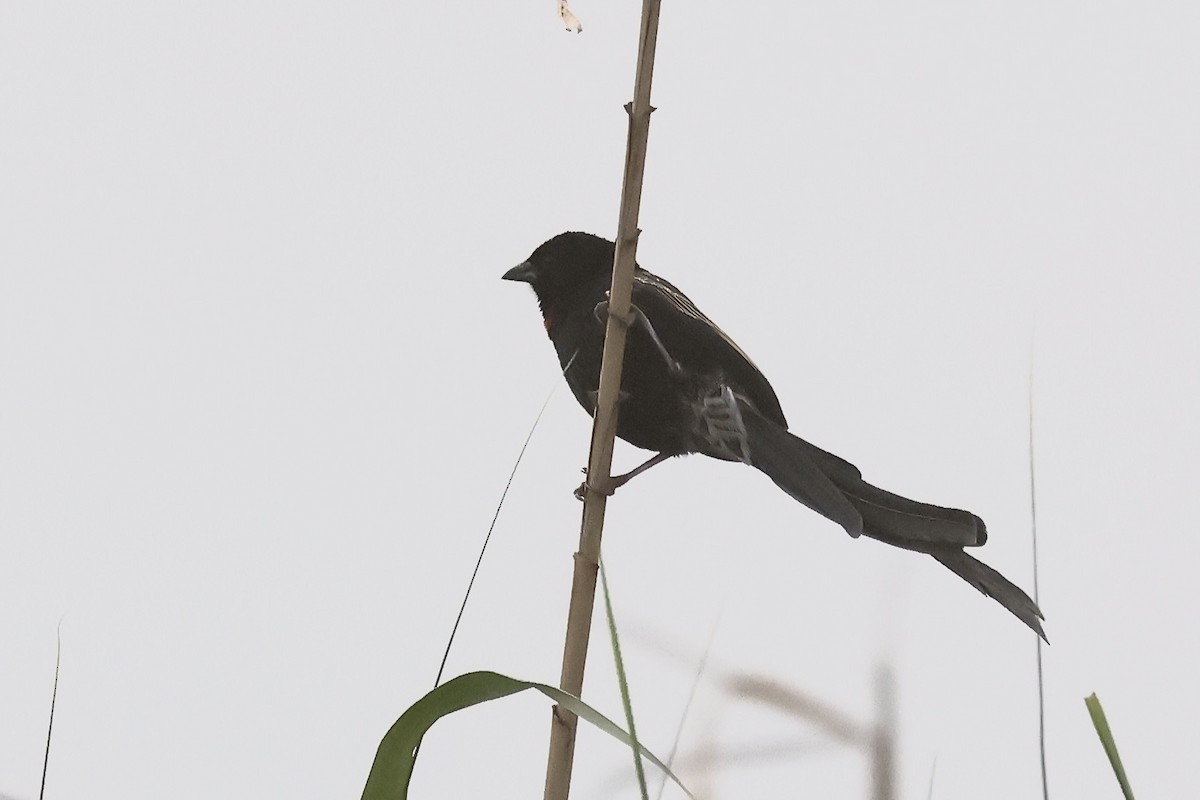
[502,231,615,309]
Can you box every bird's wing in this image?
[631,268,789,427]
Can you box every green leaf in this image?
[361,670,693,800]
[600,557,649,799]
[1085,693,1135,800]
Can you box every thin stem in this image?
[434,351,576,688]
[41,623,62,800]
[542,2,664,798]
[1030,355,1049,800]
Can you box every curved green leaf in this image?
[361,670,692,800]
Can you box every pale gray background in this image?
[2,2,1197,798]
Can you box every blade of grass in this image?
[1029,351,1049,800]
[40,624,62,800]
[410,356,577,764]
[599,556,649,799]
[361,670,693,800]
[434,352,576,687]
[1084,693,1135,800]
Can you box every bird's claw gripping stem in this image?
[574,469,620,501]
[573,453,672,501]
[593,298,637,328]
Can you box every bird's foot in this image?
[593,298,636,328]
[573,468,627,501]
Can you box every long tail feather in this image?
[740,403,1045,639]
[743,407,981,546]
[741,410,865,537]
[930,550,1047,641]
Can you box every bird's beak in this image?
[502,261,536,284]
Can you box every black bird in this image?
[504,231,1045,640]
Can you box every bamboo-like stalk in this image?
[870,663,896,800]
[542,2,664,799]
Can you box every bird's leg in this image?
[612,451,673,486]
[593,299,683,374]
[629,305,684,374]
[574,452,673,500]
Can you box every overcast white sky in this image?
[2,2,1198,798]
